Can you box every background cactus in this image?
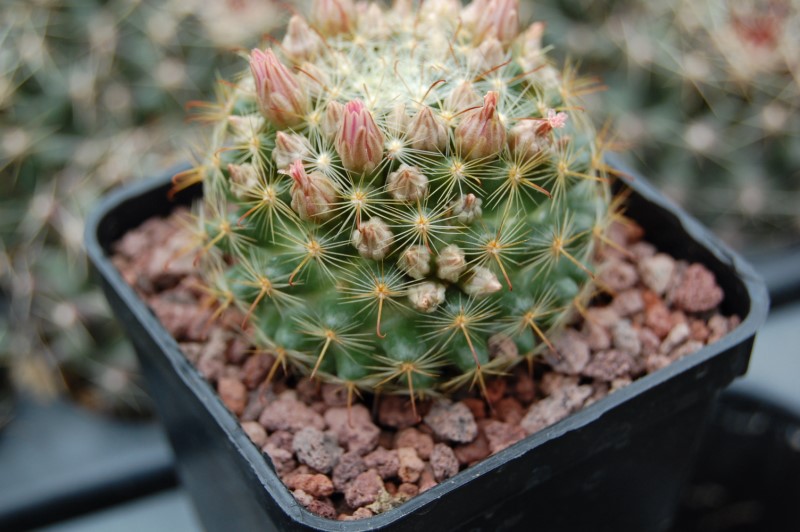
[187,0,614,409]
[537,0,800,250]
[0,0,280,414]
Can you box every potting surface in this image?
[3,301,798,531]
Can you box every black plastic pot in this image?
[86,165,768,532]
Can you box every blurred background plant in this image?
[0,0,281,418]
[536,0,800,250]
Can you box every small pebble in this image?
[430,443,459,481]
[292,427,342,474]
[424,400,478,443]
[397,447,425,483]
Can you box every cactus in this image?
[185,0,614,410]
[0,0,280,414]
[537,0,800,250]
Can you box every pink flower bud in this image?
[351,217,393,260]
[288,160,337,222]
[462,266,502,297]
[311,0,355,36]
[297,62,329,99]
[454,91,506,160]
[335,99,385,174]
[407,107,449,153]
[445,81,481,114]
[468,38,505,73]
[450,193,483,224]
[386,165,428,202]
[322,101,344,140]
[228,163,260,199]
[408,282,446,313]
[398,245,432,279]
[461,0,488,30]
[249,49,307,128]
[508,121,550,161]
[475,0,520,46]
[282,15,322,63]
[273,132,312,169]
[436,244,467,282]
[386,103,410,138]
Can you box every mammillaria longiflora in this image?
[179,0,614,411]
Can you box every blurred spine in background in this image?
[537,0,800,250]
[0,0,280,417]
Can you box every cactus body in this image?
[191,0,612,401]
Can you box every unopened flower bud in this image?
[521,22,545,62]
[289,160,337,222]
[508,121,550,161]
[538,109,569,135]
[475,0,520,46]
[273,132,312,169]
[228,114,265,142]
[468,38,504,72]
[462,266,502,297]
[450,193,483,224]
[445,81,481,114]
[358,3,389,39]
[322,101,344,140]
[461,0,488,30]
[398,245,432,279]
[336,99,385,174]
[249,49,307,128]
[455,91,506,160]
[351,217,393,260]
[407,107,449,153]
[436,244,467,283]
[408,282,446,313]
[298,62,329,99]
[282,15,322,62]
[311,0,355,36]
[228,163,260,199]
[386,165,428,202]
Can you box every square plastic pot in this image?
[86,164,768,532]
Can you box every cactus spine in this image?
[186,0,613,407]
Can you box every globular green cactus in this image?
[185,0,614,409]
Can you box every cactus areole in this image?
[180,0,613,406]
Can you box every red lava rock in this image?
[179,342,203,364]
[149,297,213,342]
[424,400,478,443]
[363,447,399,480]
[612,320,641,357]
[345,470,384,508]
[485,379,507,404]
[645,353,672,373]
[671,264,724,312]
[196,328,230,381]
[482,420,526,454]
[419,464,438,493]
[217,377,247,416]
[671,340,704,360]
[512,366,536,404]
[495,397,524,425]
[259,392,325,433]
[638,327,661,357]
[547,330,590,375]
[708,314,731,343]
[263,443,296,476]
[430,443,460,481]
[292,489,337,519]
[582,320,611,351]
[267,430,294,453]
[324,404,380,455]
[453,431,490,466]
[378,395,422,429]
[630,241,656,260]
[689,319,710,343]
[296,377,321,404]
[643,291,673,338]
[397,447,425,483]
[639,253,675,295]
[341,507,374,520]
[321,383,349,407]
[226,337,251,365]
[292,427,342,474]
[394,428,434,460]
[284,473,335,498]
[659,323,690,355]
[599,259,639,292]
[461,397,487,420]
[585,306,620,329]
[397,483,419,499]
[520,385,593,435]
[332,452,367,492]
[586,382,610,405]
[241,352,275,389]
[583,350,636,382]
[539,373,579,396]
[241,421,267,447]
[612,289,645,317]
